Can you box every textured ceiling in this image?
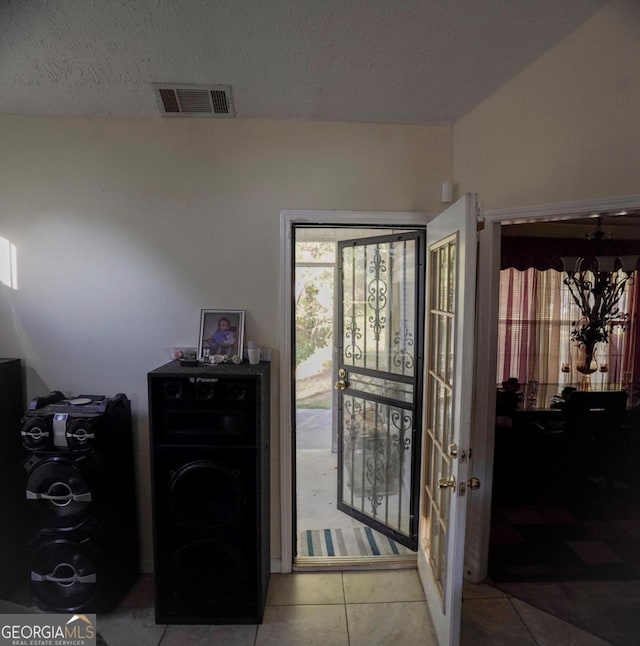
[0,0,606,124]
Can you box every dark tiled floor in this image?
[487,470,640,644]
[489,476,640,583]
[491,579,640,646]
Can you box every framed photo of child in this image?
[198,309,245,361]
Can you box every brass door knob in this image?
[334,379,347,391]
[468,477,481,490]
[438,475,456,491]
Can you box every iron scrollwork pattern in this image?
[344,318,362,362]
[391,409,413,455]
[391,241,416,373]
[392,325,415,372]
[344,397,363,446]
[365,419,385,516]
[367,246,387,342]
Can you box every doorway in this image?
[467,195,640,644]
[293,224,423,566]
[490,214,640,582]
[466,194,640,583]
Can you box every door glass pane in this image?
[439,314,448,375]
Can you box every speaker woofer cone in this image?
[169,460,245,532]
[65,417,100,452]
[30,537,98,612]
[25,456,95,530]
[21,416,53,451]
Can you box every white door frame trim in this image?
[466,192,640,582]
[278,209,433,572]
[482,194,640,223]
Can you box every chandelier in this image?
[561,218,638,372]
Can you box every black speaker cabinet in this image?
[148,361,270,624]
[21,392,138,613]
[0,358,28,598]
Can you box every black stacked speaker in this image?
[148,361,270,624]
[20,391,138,613]
[0,358,28,599]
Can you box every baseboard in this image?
[139,559,154,574]
[270,558,282,573]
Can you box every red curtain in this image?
[498,268,564,386]
[622,276,640,384]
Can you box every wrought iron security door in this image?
[336,231,425,550]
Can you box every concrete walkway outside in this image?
[295,408,416,560]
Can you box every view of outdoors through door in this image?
[294,226,420,563]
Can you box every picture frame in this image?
[198,309,245,361]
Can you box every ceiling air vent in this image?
[153,84,235,118]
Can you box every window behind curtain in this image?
[496,267,630,389]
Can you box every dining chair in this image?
[562,390,628,490]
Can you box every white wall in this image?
[455,0,640,209]
[0,114,452,570]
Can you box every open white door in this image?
[418,194,478,646]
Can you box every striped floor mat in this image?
[299,527,414,557]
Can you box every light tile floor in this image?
[96,569,614,645]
